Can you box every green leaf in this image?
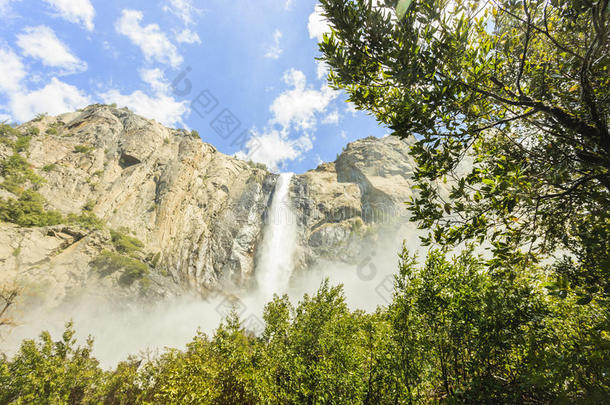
[575,295,593,305]
[396,0,413,19]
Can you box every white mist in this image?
[255,173,298,301]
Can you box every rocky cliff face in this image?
[0,105,420,308]
[292,136,417,269]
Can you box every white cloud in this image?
[163,0,202,26]
[99,69,189,127]
[116,9,183,68]
[284,0,294,10]
[237,69,337,169]
[0,47,26,94]
[316,60,329,80]
[308,4,330,42]
[264,30,283,60]
[345,102,358,116]
[0,0,20,14]
[17,26,87,74]
[164,1,202,45]
[236,129,313,172]
[340,130,347,139]
[270,69,337,131]
[9,77,90,122]
[43,0,95,31]
[140,68,169,93]
[175,28,201,44]
[322,109,340,125]
[0,46,90,122]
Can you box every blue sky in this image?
[0,0,388,172]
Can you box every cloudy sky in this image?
[0,0,388,172]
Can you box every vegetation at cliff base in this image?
[1,249,608,403]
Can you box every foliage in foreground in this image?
[1,249,608,404]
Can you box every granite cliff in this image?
[0,104,420,309]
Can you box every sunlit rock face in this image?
[291,135,418,271]
[0,105,422,308]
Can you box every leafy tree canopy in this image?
[318,0,609,300]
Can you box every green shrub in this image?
[45,127,58,135]
[67,212,104,230]
[0,154,44,195]
[0,124,18,148]
[33,113,47,122]
[14,135,31,152]
[83,200,96,212]
[27,127,40,136]
[110,229,144,256]
[190,130,200,139]
[90,251,149,286]
[42,164,57,172]
[0,190,64,227]
[73,145,94,154]
[0,123,18,137]
[247,160,267,171]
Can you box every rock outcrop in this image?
[0,105,421,308]
[292,136,417,269]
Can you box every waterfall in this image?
[256,173,298,300]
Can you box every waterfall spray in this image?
[256,173,298,300]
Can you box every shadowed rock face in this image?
[0,105,421,307]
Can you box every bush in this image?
[0,154,44,195]
[73,145,94,154]
[190,130,200,139]
[0,190,64,227]
[33,113,47,122]
[247,160,267,171]
[0,125,17,148]
[42,163,57,172]
[90,251,149,286]
[14,135,31,152]
[67,212,104,230]
[110,229,144,256]
[27,127,40,136]
[83,200,96,212]
[45,127,58,135]
[0,322,103,404]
